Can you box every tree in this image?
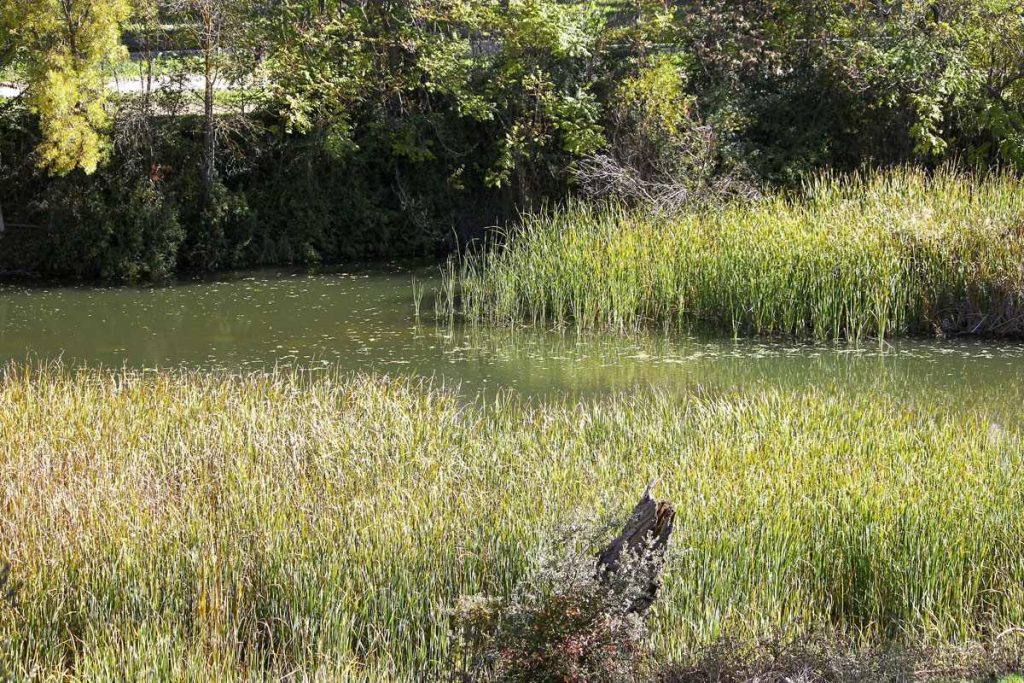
[473,1,607,204]
[164,0,243,201]
[3,0,132,175]
[661,0,1024,178]
[251,1,613,206]
[247,0,371,153]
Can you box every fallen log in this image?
[596,481,675,616]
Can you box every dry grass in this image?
[1,363,1023,680]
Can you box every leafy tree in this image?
[921,0,1024,168]
[163,0,248,199]
[251,1,612,205]
[472,1,607,202]
[3,0,131,175]
[665,0,1024,179]
[5,0,1024,282]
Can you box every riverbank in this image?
[2,364,1023,679]
[445,169,1024,340]
[0,110,500,283]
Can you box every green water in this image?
[1,263,1023,406]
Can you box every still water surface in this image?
[1,263,1023,405]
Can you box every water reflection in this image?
[0,265,1022,408]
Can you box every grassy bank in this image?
[1,365,1024,679]
[444,169,1024,340]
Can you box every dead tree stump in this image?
[596,482,675,616]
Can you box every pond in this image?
[1,263,1023,409]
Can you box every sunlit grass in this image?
[1,364,1023,679]
[444,168,1024,340]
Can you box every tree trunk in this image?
[202,52,217,202]
[0,148,5,237]
[596,482,675,616]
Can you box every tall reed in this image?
[445,168,1024,340]
[2,364,1023,679]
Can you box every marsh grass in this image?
[2,363,1024,680]
[444,168,1024,340]
[412,276,426,320]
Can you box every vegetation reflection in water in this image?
[1,266,1024,410]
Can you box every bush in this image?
[575,56,758,212]
[453,523,660,683]
[40,174,183,282]
[0,111,507,282]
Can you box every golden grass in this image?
[1,364,1023,680]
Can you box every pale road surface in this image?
[0,74,230,99]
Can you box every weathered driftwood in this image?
[596,482,675,616]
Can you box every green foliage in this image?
[5,1,1024,281]
[474,1,608,194]
[619,57,693,141]
[819,0,1024,166]
[43,175,183,282]
[602,1,1024,182]
[3,0,131,175]
[249,0,611,201]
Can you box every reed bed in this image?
[1,364,1023,679]
[444,168,1024,339]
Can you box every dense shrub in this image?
[454,524,660,682]
[0,110,510,281]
